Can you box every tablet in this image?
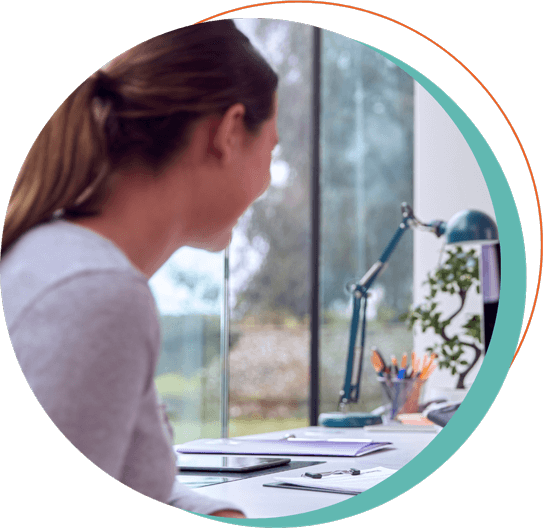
[176,454,291,473]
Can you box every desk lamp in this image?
[318,203,498,428]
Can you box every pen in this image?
[420,362,437,380]
[421,353,430,372]
[411,351,420,377]
[302,468,366,479]
[373,349,394,401]
[371,351,385,376]
[373,348,393,377]
[391,355,398,375]
[287,437,373,442]
[419,353,438,380]
[398,353,407,379]
[372,348,387,372]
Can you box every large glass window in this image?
[228,19,313,435]
[149,249,223,443]
[151,19,314,443]
[150,22,414,439]
[319,30,414,414]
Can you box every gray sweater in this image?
[0,220,241,515]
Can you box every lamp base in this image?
[318,412,383,428]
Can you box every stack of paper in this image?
[273,467,397,494]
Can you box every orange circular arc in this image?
[198,1,541,367]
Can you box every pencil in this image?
[391,355,398,375]
[373,348,390,375]
[401,353,407,370]
[411,351,419,377]
[371,353,384,375]
[421,363,437,380]
[420,355,438,380]
[421,353,430,373]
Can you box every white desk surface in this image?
[186,425,438,519]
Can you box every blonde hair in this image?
[3,21,278,255]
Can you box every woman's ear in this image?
[212,103,246,164]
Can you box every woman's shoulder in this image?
[0,220,152,331]
[3,219,139,274]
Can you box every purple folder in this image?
[175,438,392,457]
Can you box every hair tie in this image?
[92,70,117,101]
[90,70,121,136]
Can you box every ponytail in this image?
[2,72,112,255]
[2,20,278,256]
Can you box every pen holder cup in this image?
[379,378,426,421]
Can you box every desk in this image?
[182,425,438,518]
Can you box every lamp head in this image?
[445,210,499,244]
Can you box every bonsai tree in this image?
[401,246,483,390]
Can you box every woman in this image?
[0,20,279,518]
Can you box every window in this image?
[149,249,223,443]
[228,19,313,434]
[319,29,414,414]
[151,21,414,438]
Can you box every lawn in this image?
[156,318,413,444]
[170,417,309,444]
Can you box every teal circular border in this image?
[200,36,527,528]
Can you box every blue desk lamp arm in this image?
[338,204,446,410]
[339,223,410,409]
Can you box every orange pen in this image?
[401,353,407,370]
[420,354,438,379]
[421,353,430,372]
[371,349,385,375]
[421,363,437,380]
[411,351,419,377]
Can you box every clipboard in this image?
[264,466,397,495]
[263,466,397,495]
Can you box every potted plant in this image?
[400,246,483,390]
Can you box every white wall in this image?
[414,83,496,399]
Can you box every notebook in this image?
[175,438,392,457]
